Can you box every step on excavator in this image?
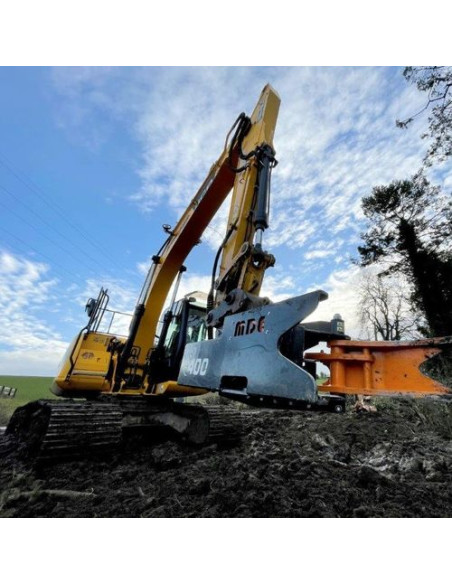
[4,85,452,462]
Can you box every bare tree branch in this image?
[396,66,452,165]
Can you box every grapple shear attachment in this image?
[178,289,452,405]
[307,337,452,397]
[178,291,328,405]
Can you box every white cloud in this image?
[75,276,140,337]
[306,265,364,339]
[0,345,67,377]
[172,273,212,304]
[304,239,343,261]
[0,250,67,375]
[49,67,437,270]
[0,250,146,374]
[304,264,417,343]
[260,272,297,303]
[80,277,138,312]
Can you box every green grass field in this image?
[0,376,54,426]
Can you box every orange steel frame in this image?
[307,337,452,397]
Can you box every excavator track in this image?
[4,397,242,463]
[117,398,242,446]
[5,400,123,462]
[175,404,243,445]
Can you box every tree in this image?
[358,175,452,337]
[358,272,418,341]
[396,66,452,166]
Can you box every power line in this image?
[0,196,109,276]
[0,226,77,280]
[205,223,226,239]
[0,183,115,275]
[0,152,133,275]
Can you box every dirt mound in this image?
[1,398,452,517]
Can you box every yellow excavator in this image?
[5,85,451,461]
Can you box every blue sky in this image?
[0,66,449,375]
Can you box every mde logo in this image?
[234,316,265,337]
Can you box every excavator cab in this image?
[163,293,208,350]
[150,292,209,384]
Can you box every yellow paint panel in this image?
[73,349,110,375]
[153,380,209,397]
[53,331,115,395]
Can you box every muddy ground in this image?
[1,398,452,517]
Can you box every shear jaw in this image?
[178,290,328,403]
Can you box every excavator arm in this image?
[213,91,279,306]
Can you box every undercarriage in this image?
[4,397,242,463]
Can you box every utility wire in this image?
[0,197,109,276]
[0,183,115,275]
[0,226,79,280]
[0,152,132,274]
